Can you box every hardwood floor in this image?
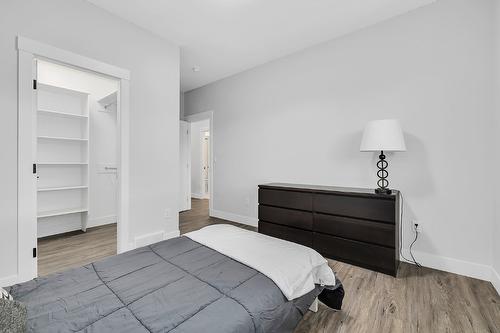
[37,198,500,332]
[179,198,255,234]
[38,224,117,276]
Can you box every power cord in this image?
[409,229,422,268]
[399,192,421,267]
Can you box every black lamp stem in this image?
[375,150,391,194]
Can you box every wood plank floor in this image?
[38,198,500,333]
[38,224,117,276]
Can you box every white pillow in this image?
[0,287,13,301]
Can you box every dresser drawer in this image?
[259,188,313,211]
[314,213,395,248]
[258,221,313,247]
[313,233,396,275]
[259,205,313,230]
[314,193,395,223]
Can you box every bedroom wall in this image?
[0,0,179,284]
[185,0,497,281]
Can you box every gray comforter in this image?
[7,236,324,333]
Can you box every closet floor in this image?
[37,224,117,276]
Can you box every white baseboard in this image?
[491,267,500,295]
[0,274,18,287]
[210,209,258,227]
[134,231,164,248]
[401,249,492,282]
[88,215,116,228]
[134,229,180,248]
[165,229,181,239]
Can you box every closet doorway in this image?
[34,60,119,276]
[17,37,131,282]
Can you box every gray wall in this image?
[0,0,179,282]
[185,0,497,280]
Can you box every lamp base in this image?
[375,151,391,195]
[375,187,392,195]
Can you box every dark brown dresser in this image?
[258,183,400,276]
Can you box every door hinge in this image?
[33,248,37,258]
[33,79,37,90]
[33,163,37,174]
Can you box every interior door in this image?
[179,121,191,211]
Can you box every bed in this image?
[6,225,344,333]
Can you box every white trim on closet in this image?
[17,36,131,284]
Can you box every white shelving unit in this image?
[36,82,90,238]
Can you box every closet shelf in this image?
[38,135,88,142]
[37,207,88,218]
[38,82,90,97]
[38,109,88,119]
[38,185,88,192]
[37,162,88,165]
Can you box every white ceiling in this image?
[87,0,436,92]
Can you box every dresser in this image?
[258,183,400,276]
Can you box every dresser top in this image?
[259,183,399,198]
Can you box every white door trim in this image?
[17,37,130,80]
[17,36,131,283]
[184,111,214,215]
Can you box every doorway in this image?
[201,130,210,199]
[34,60,119,276]
[190,119,210,201]
[180,111,214,215]
[17,36,131,282]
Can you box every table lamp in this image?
[360,119,406,194]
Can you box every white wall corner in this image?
[210,209,258,228]
[491,267,500,296]
[401,249,493,282]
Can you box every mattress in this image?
[7,236,331,333]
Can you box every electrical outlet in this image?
[413,221,422,233]
[164,208,171,219]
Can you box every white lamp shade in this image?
[360,119,406,152]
